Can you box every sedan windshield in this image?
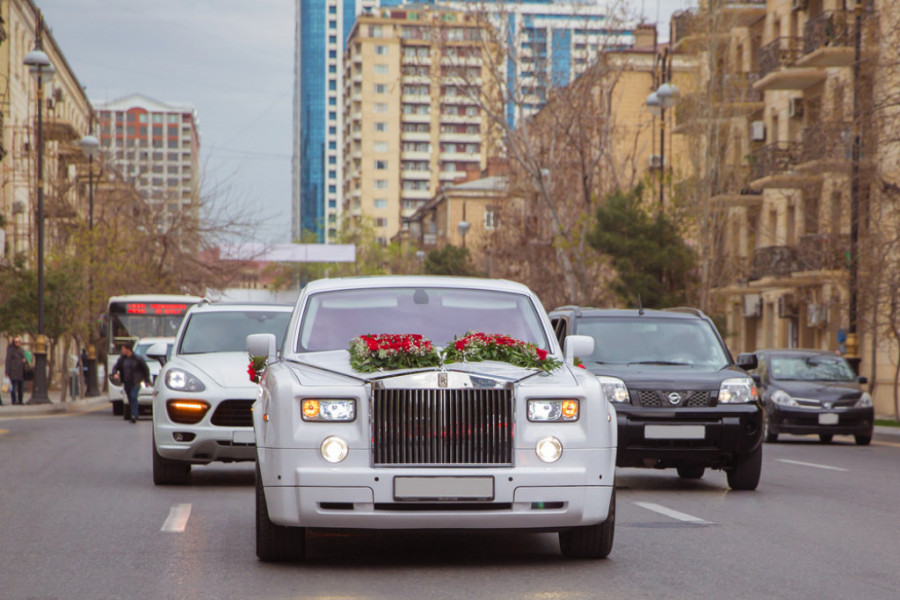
[576,317,730,368]
[769,355,856,382]
[179,311,291,355]
[296,287,548,352]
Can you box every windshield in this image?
[179,310,291,355]
[575,316,730,368]
[134,342,174,362]
[107,301,194,353]
[296,287,548,352]
[769,355,856,382]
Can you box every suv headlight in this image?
[770,389,798,407]
[302,399,356,422]
[527,399,579,422]
[596,376,630,403]
[165,368,206,392]
[719,377,758,404]
[855,392,873,408]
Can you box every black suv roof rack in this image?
[663,306,706,318]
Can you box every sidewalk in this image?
[0,389,109,416]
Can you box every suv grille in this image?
[210,399,254,427]
[635,390,712,407]
[373,387,513,466]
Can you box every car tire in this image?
[152,434,191,485]
[726,445,761,491]
[764,412,778,443]
[676,466,705,479]
[855,434,872,446]
[112,399,123,416]
[819,434,833,444]
[256,464,306,562]
[559,488,615,559]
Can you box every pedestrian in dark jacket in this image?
[112,342,150,423]
[5,337,27,405]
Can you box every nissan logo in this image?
[667,392,682,405]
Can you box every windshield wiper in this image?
[627,360,692,366]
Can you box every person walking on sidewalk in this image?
[111,342,150,423]
[5,337,27,405]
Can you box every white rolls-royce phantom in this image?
[247,276,617,561]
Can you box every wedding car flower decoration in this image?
[349,333,441,373]
[248,354,267,383]
[442,332,562,372]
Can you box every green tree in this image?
[424,244,481,277]
[588,186,697,308]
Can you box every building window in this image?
[375,83,387,94]
[375,160,387,170]
[374,141,388,152]
[329,141,337,150]
[373,103,388,113]
[375,45,387,55]
[375,217,388,227]
[375,179,388,189]
[374,198,388,209]
[329,80,337,91]
[329,185,337,193]
[329,156,337,165]
[375,122,387,132]
[484,208,497,230]
[329,35,337,44]
[374,64,389,75]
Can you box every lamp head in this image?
[24,49,56,84]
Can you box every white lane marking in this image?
[161,503,192,532]
[776,458,848,472]
[633,502,711,524]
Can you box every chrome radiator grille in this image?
[372,387,514,466]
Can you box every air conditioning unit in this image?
[750,120,766,141]
[743,294,762,318]
[649,154,664,169]
[789,98,804,119]
[806,303,828,327]
[778,294,798,319]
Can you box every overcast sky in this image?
[36,0,693,245]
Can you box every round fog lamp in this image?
[320,436,349,463]
[535,436,563,463]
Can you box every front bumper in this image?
[259,447,615,531]
[769,405,874,437]
[614,404,763,469]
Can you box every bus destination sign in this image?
[126,303,190,316]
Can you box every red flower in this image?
[536,348,548,361]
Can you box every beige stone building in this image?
[342,7,493,245]
[0,0,93,262]
[670,0,900,415]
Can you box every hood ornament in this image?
[438,372,449,388]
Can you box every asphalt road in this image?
[2,405,899,600]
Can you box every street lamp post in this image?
[80,133,101,397]
[645,48,680,208]
[457,202,470,249]
[24,25,56,405]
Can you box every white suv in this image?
[151,301,293,485]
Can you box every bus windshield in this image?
[108,298,197,354]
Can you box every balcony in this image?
[713,73,763,104]
[750,142,816,188]
[712,0,767,28]
[709,254,752,289]
[798,10,855,68]
[797,233,849,272]
[800,123,852,169]
[672,11,711,52]
[750,245,798,280]
[755,37,825,91]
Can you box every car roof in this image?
[134,337,175,344]
[188,301,293,313]
[303,275,533,295]
[550,307,706,321]
[755,348,843,358]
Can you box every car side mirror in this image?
[564,335,594,366]
[146,342,169,366]
[736,353,757,370]
[247,333,277,361]
[750,373,761,386]
[857,375,868,385]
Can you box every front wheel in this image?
[819,434,833,444]
[676,466,705,480]
[764,412,778,443]
[152,434,191,485]
[559,489,615,559]
[256,464,306,562]
[726,445,762,491]
[112,399,123,416]
[855,434,872,446]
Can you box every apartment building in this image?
[93,94,200,231]
[671,0,899,414]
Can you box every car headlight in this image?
[770,389,797,407]
[165,368,206,392]
[302,399,356,422]
[719,377,758,403]
[596,376,630,403]
[527,399,579,422]
[320,436,349,463]
[855,392,873,408]
[535,436,563,463]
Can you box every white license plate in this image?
[394,476,494,501]
[818,413,839,425]
[644,425,706,440]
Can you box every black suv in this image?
[550,306,763,490]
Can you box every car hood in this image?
[287,350,577,388]
[771,380,862,400]
[588,363,749,389]
[177,352,257,389]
